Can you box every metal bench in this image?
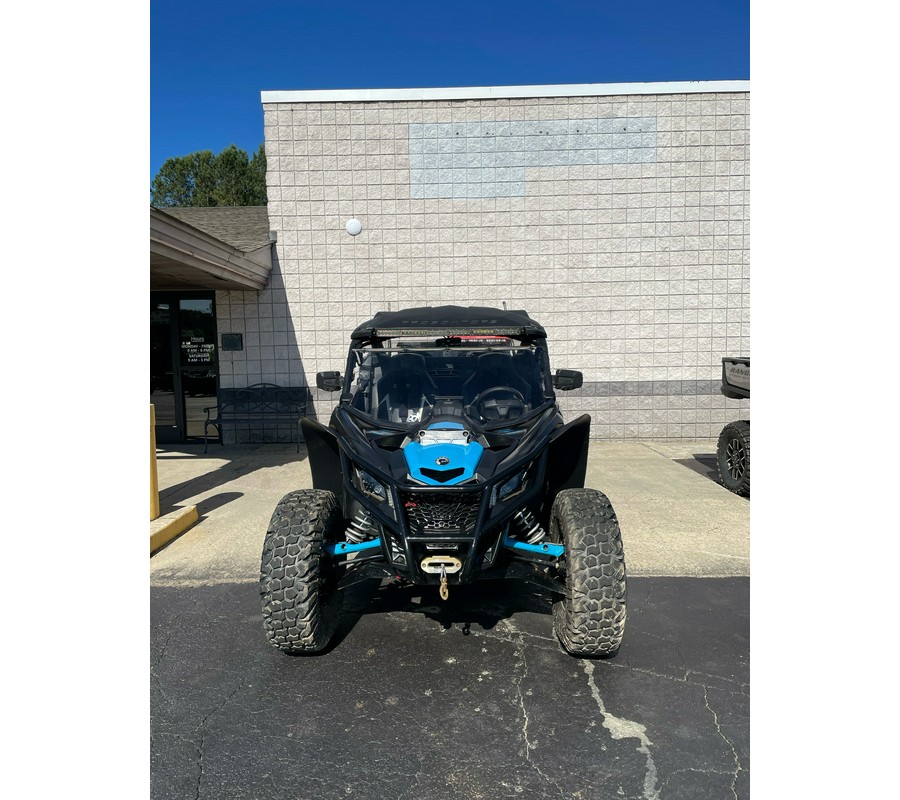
[203,383,309,452]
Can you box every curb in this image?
[150,506,199,554]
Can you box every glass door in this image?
[150,293,218,443]
[151,297,180,443]
[178,297,218,439]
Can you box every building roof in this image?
[155,206,271,253]
[261,80,750,104]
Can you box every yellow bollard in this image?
[150,404,160,521]
[149,403,198,553]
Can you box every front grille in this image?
[402,491,482,535]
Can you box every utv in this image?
[716,357,750,496]
[259,306,626,657]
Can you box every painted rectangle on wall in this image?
[409,117,657,198]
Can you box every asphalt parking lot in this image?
[151,441,749,800]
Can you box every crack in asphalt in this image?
[639,583,654,612]
[592,660,748,709]
[657,767,737,794]
[387,602,743,800]
[504,619,567,799]
[582,660,660,800]
[466,622,558,652]
[152,613,185,669]
[151,669,172,710]
[151,614,187,710]
[191,677,247,800]
[472,615,747,704]
[687,669,749,693]
[704,686,743,800]
[607,662,692,684]
[396,752,427,800]
[151,576,747,798]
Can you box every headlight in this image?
[499,471,525,500]
[491,465,529,507]
[353,466,392,506]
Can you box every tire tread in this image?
[552,488,627,657]
[259,489,341,654]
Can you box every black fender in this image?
[545,413,591,503]
[300,417,344,501]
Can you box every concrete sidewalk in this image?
[150,440,749,584]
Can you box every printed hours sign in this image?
[181,336,215,365]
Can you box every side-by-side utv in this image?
[259,306,627,656]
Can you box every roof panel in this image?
[351,305,546,340]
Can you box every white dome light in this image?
[345,218,362,236]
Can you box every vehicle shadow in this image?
[328,577,554,650]
[673,453,750,499]
[673,452,718,482]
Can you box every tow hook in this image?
[420,556,462,601]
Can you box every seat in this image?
[461,352,532,407]
[374,352,436,423]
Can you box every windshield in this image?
[347,344,552,426]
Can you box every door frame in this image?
[151,291,218,444]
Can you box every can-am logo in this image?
[435,456,451,466]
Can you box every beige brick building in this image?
[215,81,749,441]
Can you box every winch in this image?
[420,555,462,601]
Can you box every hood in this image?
[402,422,484,486]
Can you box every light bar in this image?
[376,327,523,337]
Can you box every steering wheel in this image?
[469,386,526,420]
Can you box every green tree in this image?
[151,144,267,207]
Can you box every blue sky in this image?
[150,0,749,184]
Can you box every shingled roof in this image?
[150,205,273,291]
[156,206,271,252]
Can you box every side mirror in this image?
[553,369,583,391]
[316,371,343,392]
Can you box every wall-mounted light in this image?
[345,218,362,236]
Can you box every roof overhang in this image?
[150,207,272,291]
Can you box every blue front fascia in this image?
[404,440,484,485]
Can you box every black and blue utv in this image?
[259,306,626,656]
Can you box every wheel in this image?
[716,421,750,496]
[260,489,342,653]
[551,488,627,657]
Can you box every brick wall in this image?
[216,89,750,441]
